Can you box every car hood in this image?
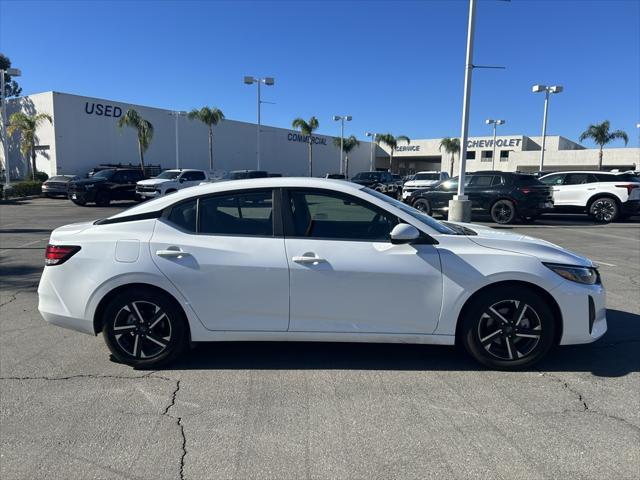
[137,178,173,186]
[405,179,438,187]
[71,178,106,187]
[447,221,594,267]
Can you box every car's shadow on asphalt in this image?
[160,309,639,377]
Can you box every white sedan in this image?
[38,178,606,369]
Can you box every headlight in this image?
[544,263,600,285]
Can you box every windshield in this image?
[363,187,456,235]
[155,171,181,180]
[92,169,115,179]
[353,172,383,181]
[414,173,440,181]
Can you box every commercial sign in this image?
[84,102,123,118]
[287,132,328,145]
[467,138,521,148]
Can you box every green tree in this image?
[439,137,460,176]
[188,106,225,171]
[578,121,629,170]
[333,135,360,178]
[376,133,410,173]
[0,54,22,98]
[291,116,319,176]
[7,112,52,180]
[117,109,154,174]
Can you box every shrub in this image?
[33,171,49,182]
[8,181,42,197]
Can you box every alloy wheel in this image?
[591,199,616,222]
[477,299,542,361]
[112,301,172,359]
[492,201,514,224]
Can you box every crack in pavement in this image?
[539,371,589,411]
[0,292,18,308]
[0,371,174,382]
[162,380,187,480]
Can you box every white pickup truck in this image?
[539,171,640,222]
[401,171,450,200]
[135,169,208,199]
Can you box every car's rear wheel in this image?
[460,286,556,369]
[589,197,618,223]
[95,192,111,207]
[490,199,516,224]
[413,198,432,216]
[102,289,188,368]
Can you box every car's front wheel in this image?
[460,286,556,369]
[413,198,432,216]
[102,288,188,368]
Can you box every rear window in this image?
[515,175,544,186]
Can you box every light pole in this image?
[168,111,186,169]
[244,76,274,170]
[333,115,352,174]
[1,66,21,188]
[485,119,505,169]
[448,0,476,222]
[532,84,563,172]
[365,132,377,171]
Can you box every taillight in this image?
[45,245,81,266]
[615,184,639,196]
[519,187,532,194]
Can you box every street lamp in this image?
[333,115,352,174]
[485,119,505,169]
[1,66,21,188]
[365,132,377,171]
[244,76,275,170]
[168,111,186,169]
[532,84,563,172]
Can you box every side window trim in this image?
[281,187,400,242]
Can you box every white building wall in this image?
[5,92,374,179]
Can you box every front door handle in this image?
[292,253,326,264]
[156,246,190,258]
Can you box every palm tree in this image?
[7,112,53,180]
[376,133,410,173]
[579,121,629,170]
[439,137,460,176]
[333,135,360,178]
[188,106,225,171]
[291,116,319,176]
[117,109,154,174]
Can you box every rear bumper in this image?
[38,273,95,335]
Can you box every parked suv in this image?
[402,171,450,200]
[69,168,145,206]
[539,171,640,222]
[409,171,553,224]
[351,171,400,197]
[136,169,208,199]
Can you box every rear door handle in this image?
[292,253,326,264]
[156,247,190,258]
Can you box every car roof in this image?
[538,171,634,178]
[107,177,366,219]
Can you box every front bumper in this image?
[552,279,607,345]
[69,190,95,203]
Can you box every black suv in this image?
[408,171,553,224]
[69,168,146,206]
[351,171,400,197]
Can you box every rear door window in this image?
[539,174,565,185]
[468,175,494,187]
[199,190,274,236]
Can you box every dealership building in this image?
[2,91,638,179]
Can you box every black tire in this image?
[460,286,556,370]
[589,197,618,223]
[490,199,516,224]
[95,191,111,207]
[413,198,432,216]
[71,198,87,206]
[102,288,188,368]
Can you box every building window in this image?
[500,150,510,161]
[466,151,476,160]
[481,150,493,162]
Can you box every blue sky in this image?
[1,0,639,146]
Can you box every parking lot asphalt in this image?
[1,197,639,480]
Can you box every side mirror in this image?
[390,224,420,244]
